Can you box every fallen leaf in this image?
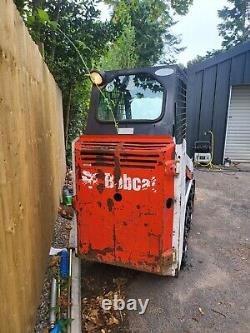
[65,224,72,230]
[85,321,97,332]
[58,205,74,220]
[49,256,60,268]
[107,315,119,326]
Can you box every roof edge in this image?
[188,40,250,74]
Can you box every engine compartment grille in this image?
[79,141,169,150]
[78,140,170,169]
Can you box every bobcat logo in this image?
[82,171,157,192]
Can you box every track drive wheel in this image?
[181,184,194,268]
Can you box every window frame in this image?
[95,72,167,124]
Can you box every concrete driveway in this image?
[82,169,250,333]
[127,169,250,333]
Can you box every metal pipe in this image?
[57,277,61,320]
[50,278,57,328]
[71,251,82,333]
[67,248,73,333]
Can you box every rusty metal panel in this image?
[74,135,176,275]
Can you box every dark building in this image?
[187,41,250,164]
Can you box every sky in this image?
[98,0,229,65]
[173,0,229,64]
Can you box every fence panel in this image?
[0,1,66,331]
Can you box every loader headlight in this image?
[89,70,106,86]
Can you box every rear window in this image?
[97,73,164,122]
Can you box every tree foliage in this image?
[99,23,138,70]
[187,49,222,67]
[13,0,193,163]
[171,0,193,15]
[14,0,115,161]
[218,0,250,49]
[105,0,193,66]
[99,1,138,70]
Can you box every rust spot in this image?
[136,204,140,209]
[107,198,114,212]
[116,245,123,251]
[123,221,128,226]
[77,166,81,179]
[97,183,105,193]
[113,225,116,244]
[97,201,102,208]
[86,244,114,260]
[96,169,105,180]
[147,252,160,260]
[97,247,113,255]
[160,252,174,268]
[144,223,148,227]
[114,154,121,191]
[137,260,158,270]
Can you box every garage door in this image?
[224,86,250,162]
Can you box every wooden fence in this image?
[0,0,66,331]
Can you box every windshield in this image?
[97,73,164,122]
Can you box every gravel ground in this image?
[34,213,71,333]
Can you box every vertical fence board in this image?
[0,0,66,331]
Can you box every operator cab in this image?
[86,65,187,143]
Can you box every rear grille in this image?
[81,151,115,167]
[80,152,159,169]
[79,141,168,150]
[79,141,167,169]
[119,153,159,169]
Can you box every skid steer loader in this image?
[73,65,195,276]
